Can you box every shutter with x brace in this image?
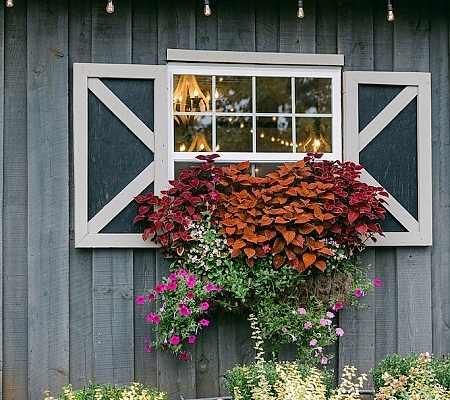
[73,63,168,248]
[344,71,432,246]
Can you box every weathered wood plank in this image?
[217,0,256,52]
[316,0,338,54]
[27,0,70,398]
[429,0,450,359]
[279,0,316,53]
[337,0,374,71]
[196,0,218,51]
[132,0,159,64]
[133,250,158,387]
[68,0,94,389]
[2,19,31,383]
[256,0,279,53]
[393,0,432,356]
[93,250,135,385]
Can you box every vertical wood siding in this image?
[0,0,449,399]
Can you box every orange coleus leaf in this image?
[244,247,256,259]
[302,253,316,268]
[264,229,277,240]
[255,247,266,257]
[273,254,286,268]
[226,227,236,235]
[318,246,333,256]
[232,239,247,250]
[275,216,288,224]
[299,223,316,235]
[231,248,242,258]
[237,160,250,171]
[295,214,312,224]
[283,230,296,245]
[286,187,299,196]
[291,234,305,247]
[314,259,327,272]
[260,215,273,226]
[272,238,285,254]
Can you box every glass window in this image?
[170,65,341,176]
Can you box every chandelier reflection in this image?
[302,117,331,153]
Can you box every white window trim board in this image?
[343,71,432,246]
[73,63,169,248]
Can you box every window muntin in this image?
[169,65,341,177]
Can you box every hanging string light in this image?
[203,0,211,16]
[387,0,395,21]
[297,0,305,19]
[106,0,114,13]
[5,0,14,7]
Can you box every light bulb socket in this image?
[106,0,114,13]
[387,2,394,21]
[297,0,304,19]
[203,0,211,16]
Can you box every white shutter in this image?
[73,63,168,248]
[344,71,432,246]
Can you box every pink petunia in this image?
[169,335,180,346]
[336,328,345,337]
[146,313,155,322]
[186,275,197,288]
[178,268,188,277]
[304,321,313,329]
[354,289,364,298]
[199,319,209,326]
[144,336,149,343]
[332,301,343,311]
[169,273,178,281]
[181,352,190,361]
[186,291,195,300]
[321,357,328,365]
[136,295,146,305]
[326,311,335,318]
[320,318,331,326]
[179,305,190,316]
[214,285,222,292]
[373,278,383,287]
[200,302,210,310]
[309,338,317,346]
[282,327,287,333]
[167,281,177,291]
[298,308,307,315]
[152,314,161,324]
[188,335,197,344]
[205,282,214,292]
[145,345,152,353]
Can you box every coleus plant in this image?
[134,154,388,274]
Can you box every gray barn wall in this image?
[0,0,448,399]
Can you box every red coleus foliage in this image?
[134,154,388,274]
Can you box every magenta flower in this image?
[214,284,222,292]
[179,305,190,316]
[200,302,210,310]
[321,357,328,365]
[188,335,197,344]
[181,352,190,361]
[199,319,209,326]
[354,289,364,298]
[136,295,146,305]
[326,311,335,318]
[309,338,317,346]
[282,327,287,333]
[152,314,161,324]
[332,301,343,311]
[144,336,149,343]
[169,335,180,346]
[178,268,188,277]
[169,273,178,281]
[148,293,155,301]
[298,307,307,315]
[262,244,272,254]
[167,281,177,291]
[205,282,214,292]
[186,291,195,300]
[145,345,152,353]
[155,284,167,294]
[374,278,383,287]
[146,313,155,322]
[336,327,345,337]
[186,275,197,288]
[304,321,313,329]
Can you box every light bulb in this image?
[297,0,304,19]
[203,0,211,16]
[5,0,14,7]
[106,0,114,13]
[387,1,395,21]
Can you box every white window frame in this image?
[167,50,344,179]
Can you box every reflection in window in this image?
[256,117,293,153]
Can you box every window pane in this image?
[296,117,332,153]
[256,77,292,113]
[217,116,252,152]
[295,78,332,114]
[215,76,252,113]
[175,115,212,152]
[257,116,293,153]
[173,75,212,112]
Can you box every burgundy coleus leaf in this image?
[348,211,359,224]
